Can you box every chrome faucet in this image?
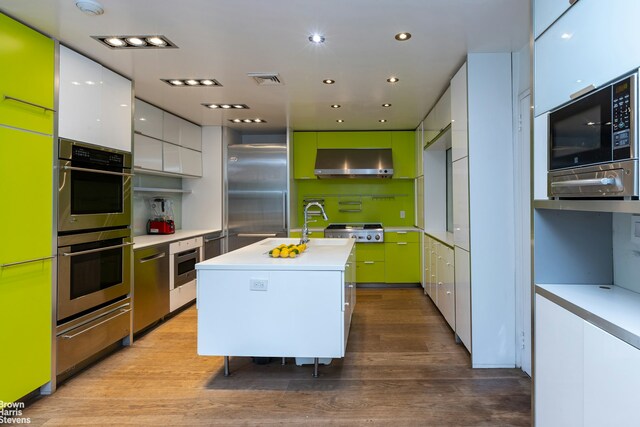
[300,202,328,244]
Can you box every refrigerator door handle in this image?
[237,233,278,238]
[282,191,287,231]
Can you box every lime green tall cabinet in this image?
[0,13,54,403]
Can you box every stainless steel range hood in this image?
[314,148,394,178]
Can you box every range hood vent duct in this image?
[314,148,394,178]
[248,73,284,86]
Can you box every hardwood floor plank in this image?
[21,288,530,426]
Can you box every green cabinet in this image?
[355,243,385,283]
[293,132,317,179]
[0,13,54,134]
[391,131,416,179]
[384,232,421,283]
[317,131,392,148]
[0,128,53,403]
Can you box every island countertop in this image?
[196,237,355,271]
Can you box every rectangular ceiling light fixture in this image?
[203,103,249,109]
[92,35,178,49]
[162,79,222,87]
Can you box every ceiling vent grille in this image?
[248,73,284,86]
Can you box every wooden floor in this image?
[25,289,531,426]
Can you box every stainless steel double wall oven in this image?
[56,138,133,377]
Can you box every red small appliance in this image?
[147,197,176,235]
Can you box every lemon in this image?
[278,244,286,249]
[289,252,297,258]
[291,248,300,255]
[271,249,280,257]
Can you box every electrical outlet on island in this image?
[250,278,268,291]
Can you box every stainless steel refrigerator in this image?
[227,143,288,251]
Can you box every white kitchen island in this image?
[196,238,356,377]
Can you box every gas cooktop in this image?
[324,223,384,242]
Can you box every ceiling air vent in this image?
[248,73,284,86]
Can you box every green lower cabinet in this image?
[384,242,421,283]
[0,259,52,403]
[356,261,385,283]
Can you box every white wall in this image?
[182,126,223,230]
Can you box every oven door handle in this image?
[62,242,134,257]
[550,177,618,188]
[63,165,134,177]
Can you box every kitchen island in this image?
[196,238,356,376]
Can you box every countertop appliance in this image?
[314,148,394,178]
[133,244,170,334]
[548,71,638,198]
[324,223,384,242]
[227,143,287,251]
[58,138,132,232]
[147,198,175,235]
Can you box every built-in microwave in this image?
[58,139,132,232]
[548,72,638,198]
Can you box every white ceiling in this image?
[0,0,530,133]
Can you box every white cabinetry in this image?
[535,291,640,427]
[423,87,451,144]
[533,0,572,39]
[451,63,468,162]
[535,0,640,115]
[59,46,132,151]
[452,157,469,251]
[133,98,202,177]
[425,235,455,331]
[454,247,471,351]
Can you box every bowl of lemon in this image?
[268,243,307,258]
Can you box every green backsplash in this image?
[295,179,415,227]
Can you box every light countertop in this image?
[133,229,222,250]
[424,231,455,247]
[196,237,355,271]
[536,284,640,350]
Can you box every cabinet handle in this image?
[1,255,55,268]
[446,262,451,266]
[438,281,443,285]
[61,308,130,339]
[570,84,596,100]
[237,233,277,238]
[396,231,407,234]
[349,284,354,288]
[446,291,451,295]
[344,302,350,306]
[3,95,56,112]
[551,177,617,188]
[364,261,375,264]
[397,242,408,245]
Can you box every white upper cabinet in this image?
[133,134,163,172]
[134,99,163,140]
[534,0,573,39]
[535,0,640,115]
[424,87,451,145]
[101,67,132,152]
[451,63,468,162]
[162,111,181,145]
[180,120,202,151]
[452,156,469,251]
[180,146,203,176]
[59,46,132,151]
[59,46,102,145]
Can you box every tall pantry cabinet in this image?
[0,13,54,403]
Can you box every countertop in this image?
[196,237,355,271]
[536,284,640,350]
[133,229,222,250]
[424,231,455,247]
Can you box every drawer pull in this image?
[3,95,56,112]
[446,291,451,295]
[61,308,130,339]
[344,302,350,306]
[1,255,55,268]
[139,252,166,263]
[364,261,375,264]
[397,242,408,245]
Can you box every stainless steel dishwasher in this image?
[133,244,170,333]
[203,232,224,260]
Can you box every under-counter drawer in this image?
[356,261,385,283]
[355,243,385,261]
[169,236,203,254]
[385,231,420,243]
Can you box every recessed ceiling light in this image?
[104,37,125,47]
[394,32,412,41]
[228,118,267,124]
[382,103,392,107]
[561,33,572,40]
[387,77,399,83]
[146,36,167,47]
[253,119,263,123]
[232,119,242,123]
[331,104,341,108]
[202,103,249,109]
[85,81,96,85]
[119,104,128,107]
[162,78,222,87]
[125,37,145,46]
[323,79,335,85]
[309,34,325,44]
[337,119,344,123]
[93,35,177,49]
[242,119,252,123]
[379,119,387,123]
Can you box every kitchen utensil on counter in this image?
[147,197,175,234]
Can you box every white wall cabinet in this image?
[423,87,451,144]
[134,99,163,140]
[451,63,468,162]
[133,134,163,171]
[452,157,469,251]
[454,247,471,351]
[180,146,203,176]
[533,0,573,39]
[180,120,202,151]
[59,46,132,152]
[535,0,640,115]
[424,235,455,330]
